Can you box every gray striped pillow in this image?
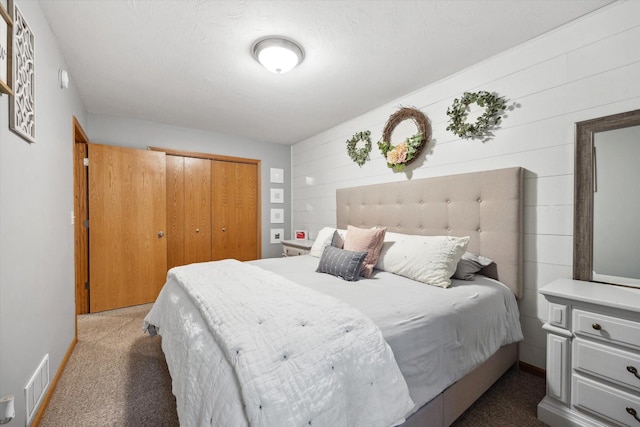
[316,246,368,281]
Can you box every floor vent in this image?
[24,354,49,425]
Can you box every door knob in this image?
[195,228,200,233]
[157,231,165,238]
[222,228,226,232]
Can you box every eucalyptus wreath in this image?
[346,130,372,167]
[446,91,507,139]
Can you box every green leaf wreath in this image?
[346,130,372,167]
[446,91,507,139]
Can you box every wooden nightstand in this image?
[281,240,314,257]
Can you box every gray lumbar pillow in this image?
[316,245,368,281]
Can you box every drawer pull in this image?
[592,323,602,330]
[627,407,640,423]
[628,366,640,380]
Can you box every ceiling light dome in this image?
[252,37,304,74]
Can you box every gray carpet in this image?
[40,304,546,427]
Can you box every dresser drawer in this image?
[573,375,640,426]
[574,338,640,393]
[574,309,640,351]
[283,246,308,256]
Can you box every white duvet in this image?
[252,256,523,417]
[145,259,413,427]
[145,256,523,426]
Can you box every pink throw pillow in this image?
[343,225,387,278]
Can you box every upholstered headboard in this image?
[336,167,524,298]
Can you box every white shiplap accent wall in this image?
[291,1,640,369]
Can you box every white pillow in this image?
[309,227,338,257]
[376,233,470,288]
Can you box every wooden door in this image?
[88,143,167,312]
[166,155,185,270]
[166,156,212,269]
[184,157,212,263]
[234,162,258,260]
[211,160,258,261]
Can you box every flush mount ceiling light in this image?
[252,37,305,74]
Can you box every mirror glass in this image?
[574,109,640,288]
[592,126,640,287]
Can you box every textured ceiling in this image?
[40,0,613,145]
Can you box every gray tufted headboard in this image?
[336,167,524,298]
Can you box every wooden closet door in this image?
[211,160,234,260]
[88,143,167,312]
[234,162,258,261]
[167,156,212,269]
[166,155,185,270]
[211,160,258,261]
[184,157,211,263]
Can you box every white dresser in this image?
[538,279,640,427]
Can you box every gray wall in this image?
[87,113,292,259]
[0,2,87,425]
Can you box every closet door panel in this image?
[235,162,258,261]
[211,160,258,261]
[211,160,234,260]
[184,157,212,263]
[166,155,185,270]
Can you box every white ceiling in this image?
[40,0,613,145]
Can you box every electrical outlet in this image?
[0,395,15,424]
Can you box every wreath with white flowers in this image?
[446,91,507,139]
[377,107,430,172]
[346,130,372,167]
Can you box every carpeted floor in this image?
[40,304,178,427]
[40,304,547,427]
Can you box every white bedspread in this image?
[252,256,523,416]
[145,256,523,426]
[146,259,413,427]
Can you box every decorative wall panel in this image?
[10,3,34,143]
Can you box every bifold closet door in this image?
[185,157,212,263]
[166,156,212,269]
[211,160,259,261]
[166,155,185,270]
[88,143,167,312]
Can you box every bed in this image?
[144,166,525,427]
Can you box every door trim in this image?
[148,146,259,165]
[73,116,90,316]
